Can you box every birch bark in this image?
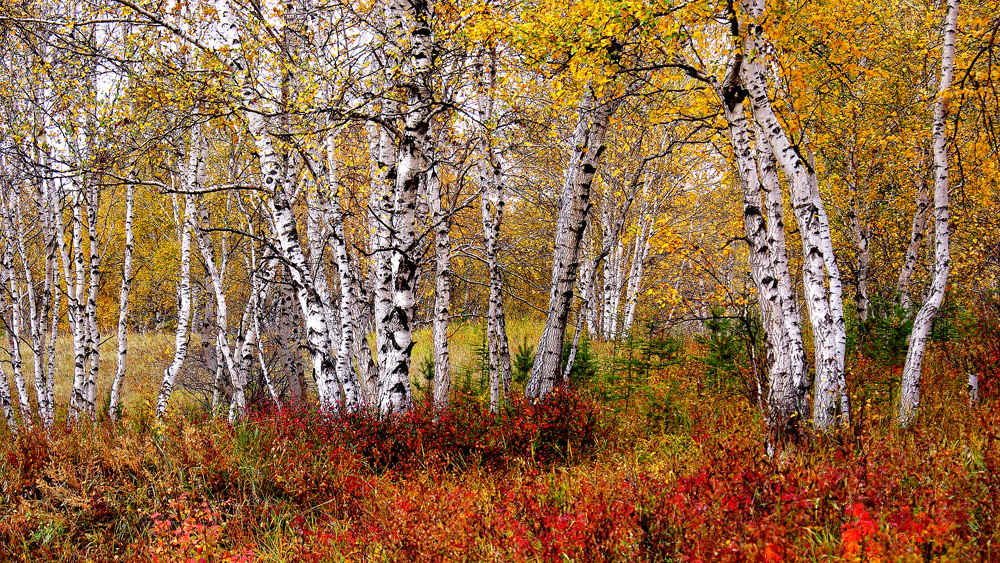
[427,163,452,411]
[475,53,512,411]
[109,182,134,421]
[899,0,958,426]
[738,0,847,428]
[155,133,200,419]
[373,0,436,414]
[717,67,806,445]
[526,90,616,399]
[897,171,931,310]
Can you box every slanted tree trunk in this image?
[752,123,810,414]
[210,0,342,412]
[526,90,616,399]
[739,0,847,429]
[897,169,931,310]
[899,0,958,426]
[717,64,806,449]
[193,199,247,421]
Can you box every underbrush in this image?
[1,356,999,561]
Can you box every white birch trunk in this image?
[82,181,102,419]
[1,237,31,426]
[213,0,342,412]
[899,0,958,426]
[374,0,435,415]
[155,132,200,419]
[718,71,806,445]
[109,182,134,421]
[897,173,931,310]
[0,363,16,435]
[61,186,89,422]
[622,181,656,336]
[475,54,513,411]
[526,90,616,399]
[753,123,809,413]
[193,200,246,420]
[738,1,846,428]
[10,188,51,426]
[325,133,369,410]
[427,164,452,411]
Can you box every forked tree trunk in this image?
[753,123,809,414]
[717,68,806,449]
[739,0,847,429]
[899,0,958,426]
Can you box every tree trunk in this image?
[848,198,872,324]
[374,0,435,415]
[155,133,200,419]
[475,53,513,411]
[325,133,369,409]
[428,164,452,411]
[83,181,102,420]
[753,123,809,415]
[739,0,846,429]
[109,183,134,422]
[193,200,246,421]
[526,90,616,399]
[622,180,657,337]
[897,171,931,310]
[899,0,958,426]
[717,69,806,449]
[12,188,52,426]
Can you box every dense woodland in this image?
[0,0,999,559]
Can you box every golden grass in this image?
[5,318,557,424]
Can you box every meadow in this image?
[1,318,998,562]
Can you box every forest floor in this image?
[1,322,999,561]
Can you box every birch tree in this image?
[899,0,959,426]
[526,90,617,399]
[155,134,200,419]
[737,0,849,429]
[474,49,512,410]
[715,55,807,446]
[109,182,135,421]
